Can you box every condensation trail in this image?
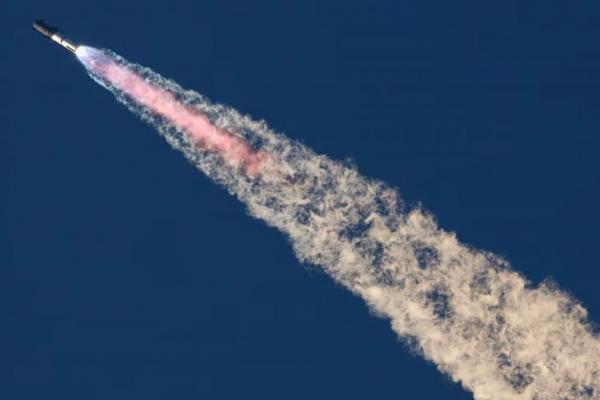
[76,46,600,400]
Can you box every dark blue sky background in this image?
[2,1,599,399]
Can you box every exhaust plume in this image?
[75,45,599,400]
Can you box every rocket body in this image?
[49,33,78,53]
[32,20,78,53]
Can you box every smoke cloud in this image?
[76,46,599,400]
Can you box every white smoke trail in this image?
[77,47,599,400]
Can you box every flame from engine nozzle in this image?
[74,46,88,58]
[76,46,271,176]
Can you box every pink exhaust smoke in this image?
[76,46,269,176]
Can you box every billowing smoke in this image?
[76,46,599,400]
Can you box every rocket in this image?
[32,20,78,53]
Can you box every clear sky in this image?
[2,1,599,399]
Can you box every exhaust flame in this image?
[76,46,600,400]
[77,46,270,176]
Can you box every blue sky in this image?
[2,1,599,398]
